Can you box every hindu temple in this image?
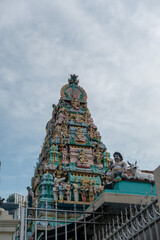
[30,74,111,209]
[25,74,157,240]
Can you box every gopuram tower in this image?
[30,74,111,209]
[25,75,157,239]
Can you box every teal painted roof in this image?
[105,180,157,196]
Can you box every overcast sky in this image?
[0,0,160,199]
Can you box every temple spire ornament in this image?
[68,74,79,85]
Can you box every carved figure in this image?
[76,127,85,140]
[59,183,64,201]
[88,181,95,202]
[65,181,71,201]
[53,182,59,201]
[54,125,61,137]
[54,176,66,184]
[127,161,154,181]
[83,111,89,124]
[44,162,57,171]
[52,145,58,162]
[52,104,57,120]
[62,147,67,161]
[95,131,101,141]
[73,181,79,201]
[94,143,103,165]
[57,112,65,124]
[62,121,69,138]
[71,96,80,110]
[33,175,40,188]
[79,149,88,164]
[80,185,87,202]
[106,152,128,181]
[54,166,66,183]
[75,113,82,123]
[88,125,96,138]
[64,110,70,122]
[27,187,34,207]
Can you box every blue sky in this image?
[0,0,160,199]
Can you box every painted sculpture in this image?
[106,152,128,182]
[127,161,154,181]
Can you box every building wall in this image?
[154,165,160,207]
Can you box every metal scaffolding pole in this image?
[74,204,77,240]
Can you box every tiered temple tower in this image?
[30,74,111,208]
[25,75,157,239]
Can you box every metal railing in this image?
[96,199,160,240]
[20,202,109,240]
[19,199,160,240]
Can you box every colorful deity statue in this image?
[80,184,87,202]
[54,165,66,185]
[71,96,80,110]
[94,143,103,168]
[106,152,128,182]
[52,104,57,120]
[88,125,96,138]
[27,186,34,207]
[76,127,85,141]
[88,181,95,202]
[75,113,82,123]
[64,109,70,123]
[52,145,59,162]
[65,181,71,201]
[59,182,64,201]
[53,182,59,201]
[95,130,101,141]
[54,125,61,138]
[61,147,68,166]
[73,181,79,202]
[79,149,88,164]
[57,112,65,124]
[83,110,90,124]
[61,121,69,138]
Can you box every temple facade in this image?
[30,74,111,208]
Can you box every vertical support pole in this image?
[65,211,67,240]
[141,212,147,240]
[24,205,27,240]
[83,204,87,240]
[146,208,154,240]
[20,206,25,240]
[74,204,77,240]
[45,201,48,240]
[148,225,154,240]
[55,201,58,240]
[92,203,96,239]
[154,221,160,240]
[152,204,160,240]
[35,200,37,240]
[135,215,141,240]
